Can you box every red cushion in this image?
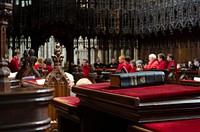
[142,118,200,132]
[78,82,110,90]
[78,82,200,100]
[54,96,80,107]
[23,79,44,86]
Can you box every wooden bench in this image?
[53,96,81,132]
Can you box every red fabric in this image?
[55,96,80,107]
[167,60,177,71]
[23,79,44,86]
[144,60,159,70]
[8,57,20,72]
[130,66,137,73]
[116,62,126,72]
[125,63,132,72]
[34,63,44,70]
[46,65,53,74]
[157,60,167,70]
[142,118,200,132]
[78,82,110,90]
[82,65,91,78]
[77,82,200,100]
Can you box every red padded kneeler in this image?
[53,96,80,107]
[142,118,200,132]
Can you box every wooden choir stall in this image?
[53,71,200,132]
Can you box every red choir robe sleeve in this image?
[82,65,91,78]
[156,60,167,70]
[144,60,159,70]
[116,62,126,73]
[9,57,20,73]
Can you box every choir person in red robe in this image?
[166,54,177,72]
[124,56,132,72]
[81,59,91,78]
[129,60,137,73]
[116,55,126,73]
[156,53,167,70]
[144,53,159,70]
[8,49,21,73]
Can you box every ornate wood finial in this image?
[16,49,41,80]
[52,43,64,68]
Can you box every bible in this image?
[110,71,165,88]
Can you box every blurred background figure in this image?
[156,53,167,70]
[107,58,118,68]
[8,49,21,73]
[136,60,143,71]
[144,53,158,70]
[81,59,91,78]
[193,58,200,70]
[44,58,53,75]
[34,58,44,70]
[116,55,126,73]
[130,60,137,73]
[93,57,104,69]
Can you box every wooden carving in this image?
[16,49,40,80]
[44,43,70,121]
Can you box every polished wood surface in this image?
[0,86,54,131]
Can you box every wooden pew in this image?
[71,82,200,132]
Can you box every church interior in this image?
[1,0,200,132]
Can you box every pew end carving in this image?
[44,43,70,130]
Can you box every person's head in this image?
[130,60,136,67]
[167,54,174,61]
[118,55,125,63]
[148,54,157,62]
[96,57,100,62]
[45,58,52,65]
[194,58,200,66]
[14,49,20,60]
[111,58,116,63]
[37,58,43,64]
[82,59,88,66]
[125,56,131,63]
[157,53,165,62]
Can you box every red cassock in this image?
[125,63,132,72]
[82,65,91,78]
[8,57,20,73]
[129,66,137,73]
[116,62,126,72]
[46,65,53,75]
[167,60,177,71]
[144,60,159,70]
[156,60,167,70]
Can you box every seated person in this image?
[116,55,126,73]
[130,60,137,73]
[193,58,200,70]
[156,53,167,70]
[81,59,91,78]
[166,53,177,72]
[93,57,104,69]
[34,58,44,70]
[124,56,132,72]
[136,60,144,71]
[187,61,194,70]
[8,49,21,73]
[107,58,118,68]
[144,54,159,70]
[44,58,53,75]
